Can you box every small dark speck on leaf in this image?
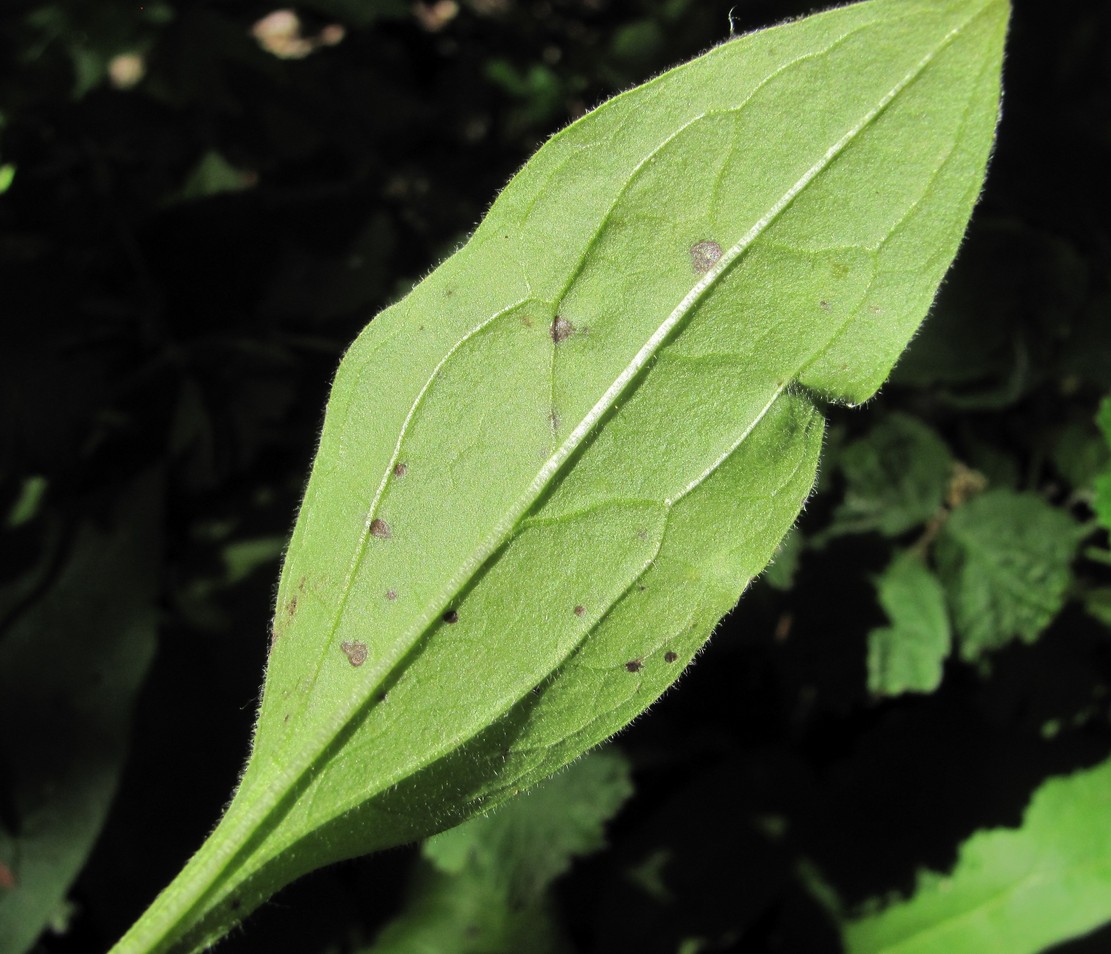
[283,712,290,723]
[443,609,459,624]
[370,518,392,539]
[532,686,542,695]
[574,605,585,616]
[393,462,408,477]
[549,409,560,430]
[819,300,831,311]
[341,641,369,667]
[625,659,643,673]
[665,651,678,663]
[386,589,398,601]
[377,691,389,703]
[550,315,574,343]
[690,240,723,274]
[637,585,647,592]
[285,596,297,618]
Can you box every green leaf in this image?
[936,489,1080,661]
[841,757,1111,954]
[365,749,632,954]
[112,0,1008,949]
[163,151,257,206]
[867,552,951,696]
[826,413,953,538]
[0,473,162,954]
[1093,395,1111,533]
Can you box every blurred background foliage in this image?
[1,0,1110,951]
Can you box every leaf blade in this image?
[109,1,1009,949]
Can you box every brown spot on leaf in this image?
[341,640,369,667]
[690,240,723,274]
[819,300,831,311]
[0,861,16,890]
[386,589,397,601]
[393,462,408,477]
[377,691,389,703]
[520,315,534,328]
[550,315,574,343]
[285,595,298,618]
[283,712,290,723]
[664,651,678,663]
[574,605,585,616]
[625,659,643,673]
[443,609,459,624]
[370,518,392,539]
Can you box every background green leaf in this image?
[841,757,1111,954]
[868,552,951,697]
[936,489,1081,661]
[0,472,162,954]
[365,749,632,954]
[825,413,953,539]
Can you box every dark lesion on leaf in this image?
[443,609,459,624]
[341,640,369,667]
[370,518,392,539]
[550,315,574,343]
[689,240,723,274]
[625,659,643,673]
[393,462,408,477]
[664,651,678,663]
[574,605,585,616]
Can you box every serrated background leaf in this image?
[827,413,953,539]
[364,749,632,954]
[936,489,1081,661]
[867,552,951,697]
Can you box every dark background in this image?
[2,0,1110,951]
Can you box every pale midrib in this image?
[121,12,980,951]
